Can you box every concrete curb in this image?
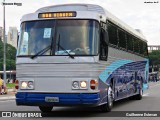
[0,96,15,101]
[0,89,16,101]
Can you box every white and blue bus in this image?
[16,4,149,112]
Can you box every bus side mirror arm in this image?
[100,28,109,45]
[99,28,109,61]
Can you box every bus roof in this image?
[23,3,147,42]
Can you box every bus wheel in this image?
[100,86,114,112]
[134,81,143,100]
[39,106,53,113]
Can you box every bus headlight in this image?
[21,82,27,89]
[72,81,79,89]
[20,80,34,89]
[80,81,87,88]
[72,80,88,89]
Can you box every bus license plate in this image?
[45,97,59,102]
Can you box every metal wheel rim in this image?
[140,82,143,96]
[108,86,113,107]
[140,88,143,96]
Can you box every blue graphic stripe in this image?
[143,58,149,90]
[99,59,133,82]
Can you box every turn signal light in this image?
[90,80,98,90]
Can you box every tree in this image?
[148,50,160,70]
[0,40,16,71]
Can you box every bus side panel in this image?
[98,59,148,102]
[143,58,149,90]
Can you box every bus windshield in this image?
[17,20,100,56]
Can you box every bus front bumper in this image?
[16,92,100,106]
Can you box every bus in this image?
[16,4,149,112]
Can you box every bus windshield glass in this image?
[17,20,99,56]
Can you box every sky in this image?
[0,0,160,45]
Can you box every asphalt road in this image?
[0,81,160,120]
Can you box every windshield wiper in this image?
[31,34,74,59]
[57,34,74,59]
[31,45,51,59]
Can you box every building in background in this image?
[7,27,18,48]
[0,27,7,42]
[148,45,160,53]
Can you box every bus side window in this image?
[99,28,108,61]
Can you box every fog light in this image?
[28,81,34,89]
[72,81,79,89]
[80,81,87,88]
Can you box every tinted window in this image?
[108,23,118,46]
[118,29,126,49]
[134,38,139,53]
[143,42,148,56]
[126,33,133,51]
[139,40,144,55]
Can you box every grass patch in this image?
[6,83,15,89]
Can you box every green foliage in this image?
[6,83,15,89]
[148,50,160,66]
[0,40,16,71]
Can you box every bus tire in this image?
[100,86,114,112]
[134,81,143,100]
[39,106,53,113]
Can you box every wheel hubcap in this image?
[140,83,143,95]
[140,88,143,95]
[108,87,113,107]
